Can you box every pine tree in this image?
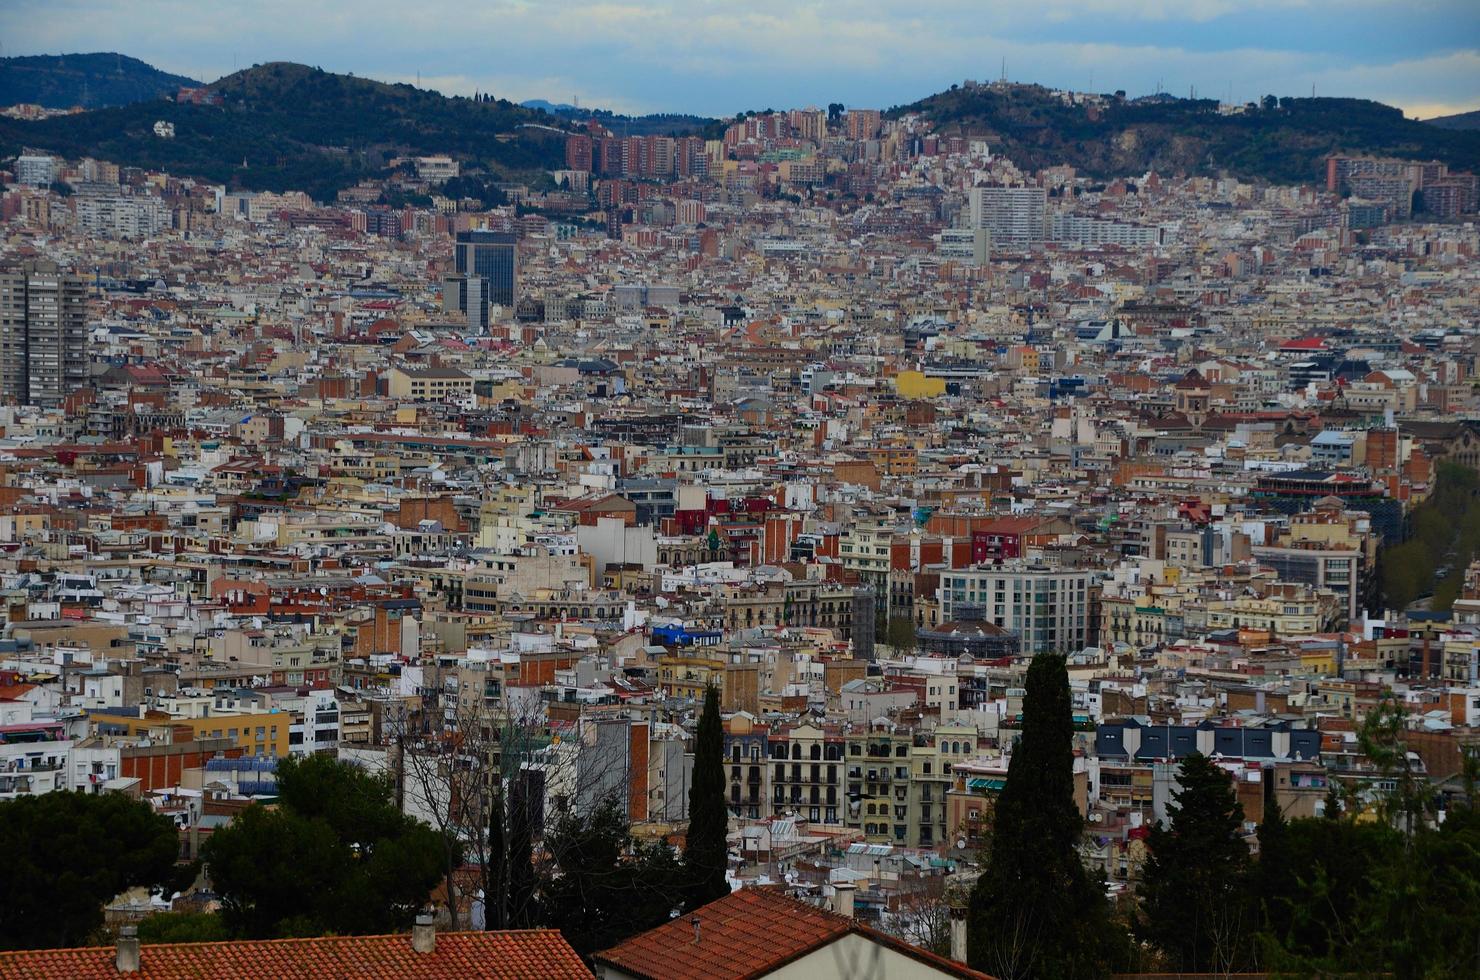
[967,654,1110,979]
[683,684,731,912]
[1138,752,1252,972]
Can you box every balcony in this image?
[0,760,63,774]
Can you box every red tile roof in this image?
[0,929,590,980]
[1279,336,1328,351]
[591,887,991,980]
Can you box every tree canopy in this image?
[1382,462,1480,612]
[201,755,446,938]
[0,791,180,950]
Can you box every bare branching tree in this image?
[384,667,647,932]
[884,871,954,956]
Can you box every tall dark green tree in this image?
[683,684,731,911]
[203,755,446,938]
[1138,753,1252,973]
[0,791,181,950]
[542,799,682,958]
[1254,794,1296,941]
[485,788,508,929]
[967,654,1112,979]
[506,790,538,928]
[483,786,538,930]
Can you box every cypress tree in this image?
[486,786,540,930]
[507,790,538,928]
[967,654,1108,979]
[485,789,507,929]
[1138,752,1252,972]
[683,684,731,911]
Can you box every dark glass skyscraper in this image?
[454,230,517,309]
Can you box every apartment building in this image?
[0,260,88,407]
[939,563,1092,654]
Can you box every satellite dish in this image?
[956,838,967,850]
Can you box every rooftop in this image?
[0,929,590,980]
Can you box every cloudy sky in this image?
[5,0,1478,119]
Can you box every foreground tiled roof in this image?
[0,929,591,980]
[591,887,991,980]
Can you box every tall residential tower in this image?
[0,261,88,407]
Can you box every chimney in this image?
[115,926,140,973]
[690,915,701,944]
[412,914,436,954]
[833,881,856,919]
[949,903,969,963]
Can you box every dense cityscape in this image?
[0,11,1479,980]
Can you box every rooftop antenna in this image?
[1000,57,1006,83]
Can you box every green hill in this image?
[893,83,1480,183]
[0,62,570,201]
[0,52,198,109]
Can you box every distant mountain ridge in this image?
[893,83,1480,183]
[1425,110,1480,132]
[0,53,197,109]
[2,55,1477,198]
[0,62,569,200]
[521,99,713,137]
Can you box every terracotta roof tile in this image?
[0,929,590,980]
[591,887,992,980]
